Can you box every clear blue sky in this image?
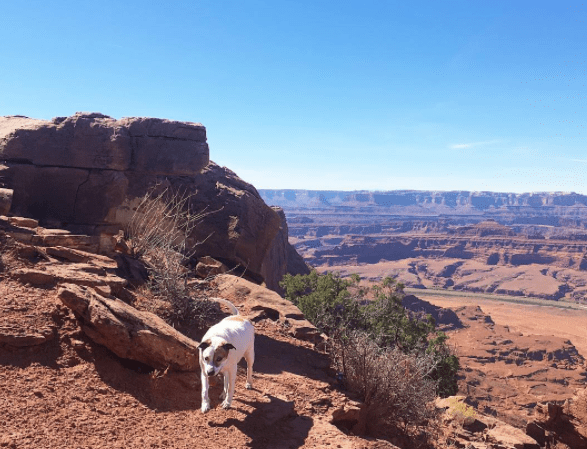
[1,1,585,193]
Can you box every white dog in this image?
[198,298,255,413]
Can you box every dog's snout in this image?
[206,368,215,376]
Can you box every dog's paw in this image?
[221,400,232,410]
[201,402,211,413]
[245,382,253,390]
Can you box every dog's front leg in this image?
[200,370,211,413]
[221,365,237,409]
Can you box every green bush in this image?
[281,271,459,400]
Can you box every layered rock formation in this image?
[262,188,587,301]
[260,189,587,225]
[0,113,307,290]
[261,208,310,294]
[0,113,209,226]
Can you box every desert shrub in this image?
[281,271,460,427]
[279,270,363,333]
[333,330,437,432]
[445,396,476,423]
[426,332,460,398]
[125,188,207,321]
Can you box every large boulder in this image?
[163,163,284,283]
[0,112,209,225]
[0,112,305,288]
[0,113,208,173]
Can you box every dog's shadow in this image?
[209,395,313,449]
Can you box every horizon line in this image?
[258,188,583,196]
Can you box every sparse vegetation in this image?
[446,396,477,423]
[333,330,438,432]
[281,271,460,430]
[125,187,215,324]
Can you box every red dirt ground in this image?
[0,274,400,449]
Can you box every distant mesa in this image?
[450,220,516,237]
[260,189,587,216]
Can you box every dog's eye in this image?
[216,357,222,363]
[204,357,210,362]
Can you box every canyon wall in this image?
[260,189,587,228]
[260,190,587,302]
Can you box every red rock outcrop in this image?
[0,113,306,290]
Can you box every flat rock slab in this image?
[45,246,118,269]
[487,422,540,449]
[0,327,54,347]
[0,113,208,174]
[12,264,126,291]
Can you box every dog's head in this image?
[198,340,236,377]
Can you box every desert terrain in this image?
[261,189,587,303]
[1,118,587,449]
[402,290,587,425]
[260,188,587,445]
[2,214,586,449]
[0,220,392,449]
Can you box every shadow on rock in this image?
[253,334,330,380]
[86,331,330,414]
[88,341,202,412]
[0,333,62,369]
[402,294,464,330]
[210,395,313,449]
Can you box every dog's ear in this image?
[198,340,211,350]
[222,343,236,351]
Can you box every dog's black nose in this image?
[207,369,215,376]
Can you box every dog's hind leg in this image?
[244,344,255,390]
[221,365,237,409]
[219,372,229,401]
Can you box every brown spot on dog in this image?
[213,344,233,368]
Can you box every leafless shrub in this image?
[331,330,438,433]
[125,188,209,321]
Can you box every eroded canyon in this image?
[260,189,587,303]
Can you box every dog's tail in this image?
[210,297,239,315]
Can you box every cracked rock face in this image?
[0,112,209,225]
[0,112,208,173]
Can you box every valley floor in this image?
[419,290,587,360]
